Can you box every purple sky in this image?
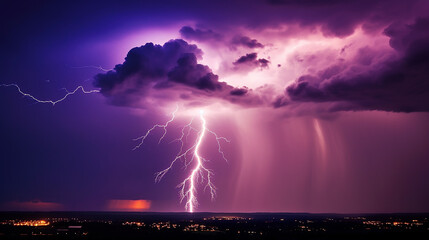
[1,0,429,213]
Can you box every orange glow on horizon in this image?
[107,199,151,211]
[6,201,62,211]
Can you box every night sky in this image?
[1,0,429,213]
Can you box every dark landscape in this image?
[1,212,428,239]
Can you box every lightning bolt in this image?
[133,108,229,212]
[132,105,179,150]
[179,110,210,212]
[71,65,113,72]
[0,83,99,105]
[2,82,229,212]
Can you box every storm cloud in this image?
[167,53,222,91]
[92,1,429,112]
[233,53,269,70]
[179,26,223,42]
[286,18,429,112]
[231,36,264,49]
[94,39,258,107]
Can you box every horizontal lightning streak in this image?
[71,65,113,72]
[0,84,99,106]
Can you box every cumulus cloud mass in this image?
[94,39,260,108]
[94,0,429,113]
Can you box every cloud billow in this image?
[94,39,202,92]
[286,18,429,112]
[94,39,257,108]
[167,53,222,91]
[231,36,264,49]
[179,26,223,42]
[233,53,270,70]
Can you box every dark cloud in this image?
[167,53,222,91]
[234,53,258,64]
[231,36,264,48]
[230,88,248,96]
[180,27,264,52]
[272,96,289,108]
[384,18,429,52]
[233,53,270,69]
[94,39,202,93]
[179,26,223,42]
[159,1,427,41]
[94,39,259,107]
[264,0,427,37]
[257,58,270,68]
[286,18,429,112]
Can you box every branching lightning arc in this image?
[133,107,229,212]
[0,84,99,105]
[71,65,113,72]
